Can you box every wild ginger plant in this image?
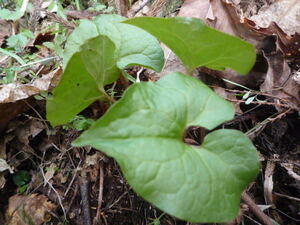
[47,15,260,223]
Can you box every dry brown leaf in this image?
[5,194,56,225]
[0,20,12,47]
[150,44,188,80]
[264,160,275,205]
[0,174,5,189]
[0,100,33,133]
[0,67,61,103]
[83,152,104,182]
[43,163,57,185]
[0,159,13,173]
[15,119,45,146]
[0,158,13,189]
[280,163,300,182]
[0,68,61,132]
[250,0,300,36]
[261,51,300,108]
[178,0,212,19]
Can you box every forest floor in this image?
[0,0,300,225]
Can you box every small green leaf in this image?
[245,96,255,105]
[6,30,34,51]
[73,73,259,223]
[63,14,164,72]
[13,170,31,187]
[47,35,114,126]
[0,0,29,21]
[18,184,29,193]
[124,17,256,74]
[69,115,94,131]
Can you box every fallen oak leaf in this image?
[5,194,56,225]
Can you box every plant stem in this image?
[75,0,81,11]
[98,86,116,103]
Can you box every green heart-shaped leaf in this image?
[63,14,164,72]
[47,15,164,126]
[73,73,260,222]
[47,35,117,126]
[124,17,256,74]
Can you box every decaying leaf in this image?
[0,159,13,189]
[0,19,12,48]
[15,119,45,146]
[250,0,300,36]
[0,159,13,173]
[43,163,57,185]
[261,51,300,108]
[264,161,275,205]
[5,194,56,225]
[0,67,61,103]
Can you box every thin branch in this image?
[242,192,275,225]
[94,163,104,225]
[79,174,92,225]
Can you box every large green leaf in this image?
[124,17,256,74]
[47,15,164,126]
[47,36,117,126]
[63,14,164,72]
[73,73,260,222]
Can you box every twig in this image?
[78,173,92,225]
[133,0,152,15]
[274,192,300,202]
[65,183,79,214]
[64,10,101,19]
[94,163,104,225]
[40,167,67,220]
[224,97,297,109]
[44,11,76,29]
[242,192,275,225]
[246,109,291,137]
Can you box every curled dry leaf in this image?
[5,194,56,225]
[250,0,300,36]
[261,51,300,109]
[0,67,62,103]
[264,161,275,205]
[0,68,61,132]
[15,119,45,146]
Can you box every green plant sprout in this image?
[46,15,260,223]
